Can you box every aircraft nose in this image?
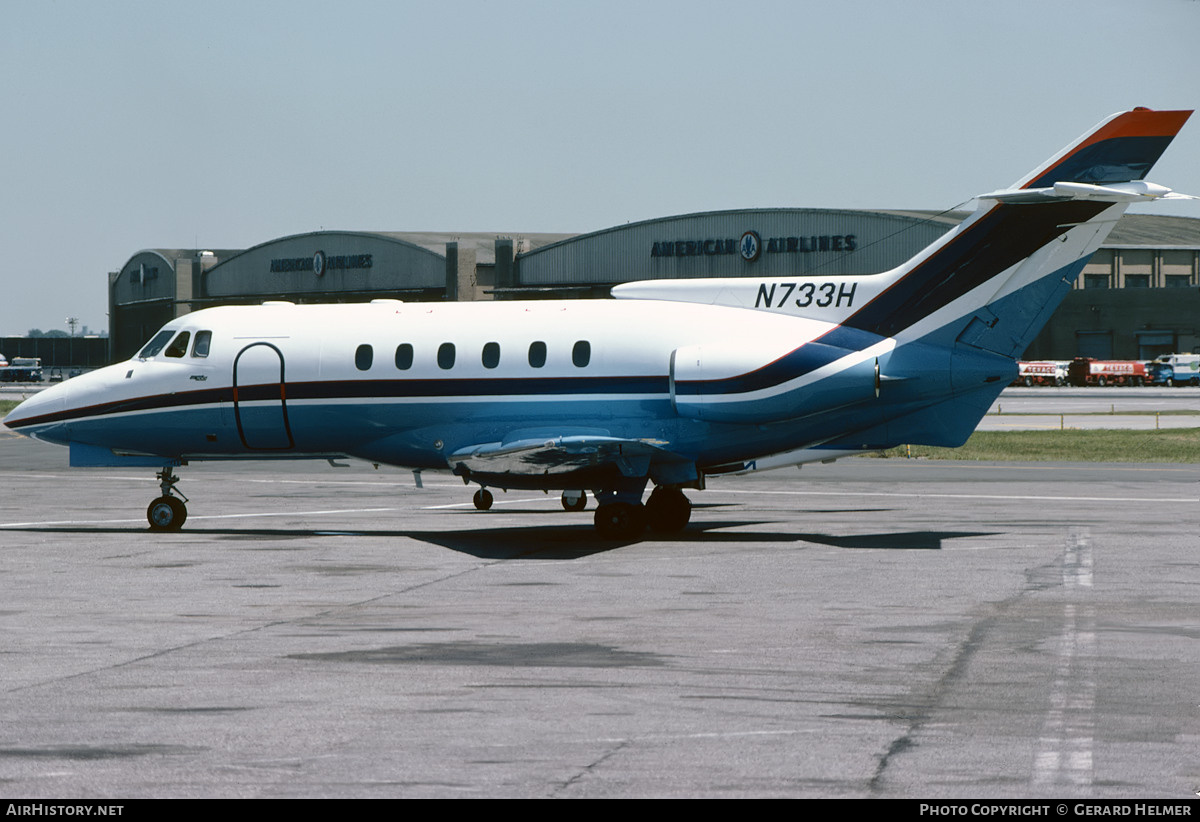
[3,380,68,440]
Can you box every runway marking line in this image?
[713,488,1199,504]
[0,507,396,528]
[423,496,555,510]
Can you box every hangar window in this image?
[355,344,373,371]
[138,329,175,359]
[482,342,500,369]
[528,341,547,368]
[395,343,413,370]
[191,331,212,358]
[164,332,191,358]
[572,340,590,368]
[437,342,456,370]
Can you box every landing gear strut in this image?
[147,467,188,531]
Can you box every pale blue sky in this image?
[3,0,1199,336]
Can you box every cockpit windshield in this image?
[164,331,191,358]
[137,329,176,359]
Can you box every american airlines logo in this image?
[650,233,857,260]
[270,252,374,274]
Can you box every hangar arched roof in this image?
[515,208,964,285]
[203,231,447,298]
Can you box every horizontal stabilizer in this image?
[980,180,1196,204]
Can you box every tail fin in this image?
[1008,107,1191,191]
[612,109,1192,359]
[844,108,1192,355]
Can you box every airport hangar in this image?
[108,208,1200,363]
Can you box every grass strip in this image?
[875,428,1200,463]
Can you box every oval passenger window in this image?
[355,344,373,371]
[482,342,500,369]
[395,343,413,370]
[572,340,590,368]
[528,341,547,368]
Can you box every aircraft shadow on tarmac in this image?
[3,515,999,559]
[405,523,999,558]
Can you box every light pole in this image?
[66,316,78,371]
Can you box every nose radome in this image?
[3,380,67,432]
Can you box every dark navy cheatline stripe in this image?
[816,324,887,351]
[3,375,673,430]
[286,374,669,401]
[843,200,1109,338]
[676,342,847,396]
[4,385,233,430]
[675,325,885,398]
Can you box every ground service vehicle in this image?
[1148,354,1200,386]
[1067,358,1148,387]
[1014,361,1067,386]
[0,357,43,383]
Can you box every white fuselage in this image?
[10,298,907,482]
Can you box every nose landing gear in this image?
[147,467,188,531]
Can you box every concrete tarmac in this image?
[1,433,1198,798]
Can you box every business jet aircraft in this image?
[4,108,1193,538]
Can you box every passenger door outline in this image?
[232,342,295,450]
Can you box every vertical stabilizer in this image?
[844,108,1192,356]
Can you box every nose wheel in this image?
[147,467,188,531]
[148,496,187,531]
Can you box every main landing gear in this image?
[593,486,692,540]
[464,483,690,540]
[147,466,188,532]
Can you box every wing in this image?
[448,429,696,486]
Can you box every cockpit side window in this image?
[191,330,212,358]
[138,329,176,359]
[164,332,191,358]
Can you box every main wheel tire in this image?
[473,489,494,510]
[561,490,587,511]
[646,488,691,533]
[593,502,646,540]
[147,496,186,532]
